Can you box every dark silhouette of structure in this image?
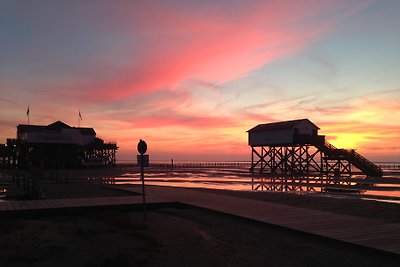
[248,119,383,190]
[0,138,18,168]
[0,121,117,169]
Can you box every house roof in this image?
[78,127,96,135]
[247,119,319,133]
[47,121,71,130]
[17,121,96,135]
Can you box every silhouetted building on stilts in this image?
[248,119,383,191]
[0,121,117,169]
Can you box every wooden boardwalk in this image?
[1,186,399,256]
[0,195,144,212]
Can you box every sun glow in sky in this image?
[1,0,399,162]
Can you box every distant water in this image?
[114,161,400,204]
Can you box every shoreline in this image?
[2,166,400,207]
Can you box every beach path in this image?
[1,185,399,256]
[145,186,400,256]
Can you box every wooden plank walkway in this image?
[1,186,399,256]
[0,195,144,212]
[145,186,400,256]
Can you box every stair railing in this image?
[314,136,383,176]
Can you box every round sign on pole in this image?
[137,139,148,221]
[137,139,147,155]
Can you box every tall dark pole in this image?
[141,157,146,220]
[137,139,147,221]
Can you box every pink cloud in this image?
[126,115,235,129]
[58,0,372,102]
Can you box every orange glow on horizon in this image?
[327,133,369,149]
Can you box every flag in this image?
[79,110,82,120]
[26,106,29,116]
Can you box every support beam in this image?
[250,144,369,191]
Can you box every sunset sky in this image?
[1,0,399,162]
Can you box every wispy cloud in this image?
[6,1,370,104]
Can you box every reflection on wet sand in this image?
[111,167,400,203]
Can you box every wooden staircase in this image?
[313,136,383,177]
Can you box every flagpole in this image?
[27,106,30,125]
[78,110,82,127]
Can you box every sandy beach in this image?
[0,200,398,267]
[1,168,399,266]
